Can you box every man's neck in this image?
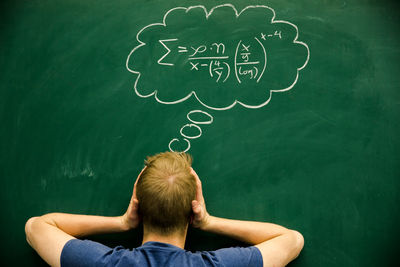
[142,228,187,249]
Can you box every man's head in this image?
[136,152,196,236]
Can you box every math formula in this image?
[158,31,281,84]
[126,4,310,151]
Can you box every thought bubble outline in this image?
[126,4,310,111]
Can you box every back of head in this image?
[136,152,196,235]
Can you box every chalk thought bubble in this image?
[126,4,310,110]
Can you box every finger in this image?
[194,173,202,191]
[191,168,202,185]
[138,166,147,178]
[132,198,139,209]
[133,166,147,197]
[190,168,201,183]
[190,167,198,177]
[127,199,138,216]
[191,169,204,201]
[191,200,200,213]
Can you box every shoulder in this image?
[61,239,139,267]
[199,246,263,267]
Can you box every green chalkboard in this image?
[1,0,399,266]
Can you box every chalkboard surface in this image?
[1,0,399,266]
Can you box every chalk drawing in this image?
[187,110,213,125]
[157,39,178,66]
[126,4,310,152]
[168,110,214,152]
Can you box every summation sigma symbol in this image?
[126,4,310,152]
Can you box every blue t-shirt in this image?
[61,239,263,267]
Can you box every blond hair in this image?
[136,152,196,235]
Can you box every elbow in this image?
[25,217,35,237]
[25,217,39,245]
[290,230,304,258]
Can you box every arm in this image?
[190,168,304,267]
[25,168,144,267]
[25,214,130,267]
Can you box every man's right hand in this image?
[190,168,210,229]
[121,167,146,230]
[189,168,304,267]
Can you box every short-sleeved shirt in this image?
[61,239,263,267]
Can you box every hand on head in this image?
[122,166,210,230]
[190,168,210,229]
[121,167,146,230]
